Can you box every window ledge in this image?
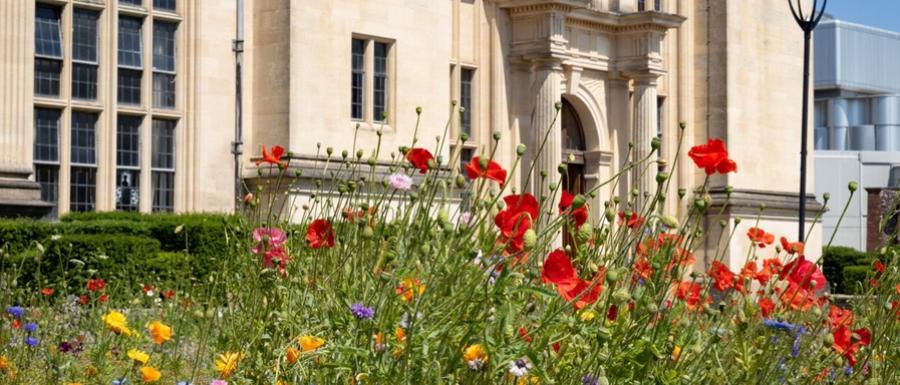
[34,97,67,108]
[350,121,395,134]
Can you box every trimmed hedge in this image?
[840,265,870,294]
[822,246,870,294]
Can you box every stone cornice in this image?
[706,188,826,217]
[566,10,685,33]
[497,0,588,16]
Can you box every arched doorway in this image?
[561,99,586,195]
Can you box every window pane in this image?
[351,39,365,120]
[70,166,96,212]
[153,73,176,108]
[118,17,143,68]
[118,68,142,105]
[153,0,176,11]
[35,165,59,218]
[152,171,174,212]
[120,0,143,6]
[34,108,60,162]
[71,112,98,165]
[638,0,646,11]
[117,115,142,167]
[73,9,99,62]
[116,169,140,211]
[460,68,474,136]
[152,119,175,169]
[153,21,176,72]
[34,59,61,97]
[373,42,388,122]
[459,148,474,174]
[35,5,62,58]
[72,63,98,100]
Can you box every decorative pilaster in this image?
[0,0,51,217]
[529,59,563,197]
[632,75,659,198]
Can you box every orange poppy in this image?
[464,156,507,185]
[258,145,286,167]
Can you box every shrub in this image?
[0,219,57,254]
[822,246,870,293]
[841,265,871,294]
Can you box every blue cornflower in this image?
[176,381,193,385]
[24,336,39,347]
[112,378,129,385]
[5,306,24,318]
[763,318,796,332]
[24,322,38,333]
[791,326,807,357]
[350,303,375,320]
[582,374,599,385]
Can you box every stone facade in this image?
[0,0,820,265]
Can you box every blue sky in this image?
[825,0,900,32]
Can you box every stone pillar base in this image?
[0,170,54,218]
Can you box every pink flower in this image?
[251,227,287,254]
[388,173,412,191]
[458,212,473,226]
[262,247,291,275]
[211,380,228,385]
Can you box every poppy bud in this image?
[613,197,620,204]
[554,101,562,111]
[651,137,661,150]
[734,217,742,225]
[368,157,377,166]
[242,193,254,205]
[458,106,466,114]
[613,288,631,303]
[451,100,457,107]
[438,209,449,224]
[719,220,727,228]
[679,122,686,130]
[678,188,686,199]
[577,223,593,241]
[758,203,767,211]
[362,226,375,239]
[381,111,389,121]
[572,194,587,209]
[558,163,568,175]
[460,132,469,142]
[523,229,537,249]
[631,188,639,197]
[823,333,834,346]
[326,147,333,156]
[341,150,348,159]
[605,208,616,222]
[478,157,489,170]
[427,159,437,170]
[589,191,597,199]
[656,172,669,184]
[646,303,659,313]
[409,192,418,202]
[661,215,678,228]
[823,192,830,201]
[295,169,302,177]
[416,106,423,114]
[725,185,734,196]
[516,144,527,156]
[628,141,634,149]
[848,181,858,192]
[257,167,264,176]
[694,198,707,211]
[606,269,620,283]
[455,175,465,188]
[376,129,383,137]
[549,182,559,191]
[356,149,364,160]
[492,131,501,141]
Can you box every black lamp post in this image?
[788,0,827,242]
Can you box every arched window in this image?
[560,99,586,194]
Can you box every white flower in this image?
[508,358,531,377]
[388,173,413,191]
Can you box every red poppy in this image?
[781,255,826,291]
[756,258,783,285]
[758,297,775,318]
[263,247,291,274]
[747,227,774,248]
[606,304,619,321]
[828,306,854,328]
[779,282,815,311]
[306,219,335,249]
[558,190,588,227]
[41,287,54,296]
[257,145,286,167]
[664,248,696,273]
[86,278,106,293]
[494,194,539,254]
[78,295,89,305]
[632,258,653,282]
[142,284,155,295]
[405,148,434,174]
[708,261,736,291]
[517,327,533,343]
[541,249,579,290]
[674,281,706,311]
[564,274,605,310]
[832,325,871,366]
[162,289,175,300]
[779,237,805,255]
[11,319,21,330]
[873,260,885,274]
[464,156,507,185]
[617,211,645,229]
[98,294,109,303]
[688,138,737,175]
[552,342,561,353]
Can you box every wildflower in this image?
[688,138,737,175]
[0,355,8,370]
[23,322,37,333]
[112,378,129,385]
[140,366,161,383]
[873,260,885,274]
[373,332,386,352]
[582,374,599,385]
[494,194,539,255]
[98,294,109,303]
[781,255,826,291]
[5,306,24,318]
[250,227,287,254]
[161,290,175,300]
[305,219,335,249]
[832,325,871,366]
[674,281,705,311]
[210,381,227,385]
[214,352,242,378]
[41,287,54,296]
[672,345,682,361]
[102,311,132,336]
[617,211,645,229]
[558,190,588,227]
[388,173,413,190]
[24,337,39,347]
[758,297,775,318]
[779,283,816,311]
[262,247,291,274]
[128,349,150,364]
[462,344,488,370]
[286,347,300,365]
[707,261,736,291]
[396,278,426,302]
[541,249,604,309]
[394,327,406,342]
[350,303,375,320]
[298,335,325,352]
[828,306,854,328]
[517,327,532,343]
[257,145,286,167]
[779,237,804,255]
[242,192,254,205]
[86,278,106,292]
[579,309,597,322]
[458,211,473,226]
[465,156,507,184]
[757,258,783,285]
[632,258,653,282]
[148,321,173,345]
[747,227,774,247]
[508,358,531,377]
[405,147,434,174]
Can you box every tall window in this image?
[351,39,365,121]
[638,0,661,11]
[73,9,100,100]
[117,116,142,211]
[152,21,177,108]
[151,119,176,212]
[153,0,176,11]
[373,42,389,122]
[118,16,143,105]
[120,0,143,6]
[34,109,61,217]
[460,68,474,137]
[35,4,63,97]
[70,112,98,212]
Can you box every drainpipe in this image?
[232,0,245,203]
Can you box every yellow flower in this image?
[462,344,488,370]
[67,383,84,385]
[214,352,243,378]
[298,335,325,352]
[579,309,597,323]
[0,355,7,371]
[672,345,682,362]
[127,349,150,364]
[140,366,161,383]
[394,327,406,342]
[101,311,132,336]
[286,347,300,365]
[148,321,173,345]
[517,376,540,385]
[276,381,290,385]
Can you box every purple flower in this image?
[350,303,375,320]
[24,322,38,333]
[24,336,39,347]
[388,173,412,191]
[582,374,599,385]
[6,306,24,318]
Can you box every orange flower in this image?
[394,327,406,342]
[674,281,707,311]
[758,297,775,318]
[464,156,507,185]
[779,237,804,255]
[779,283,815,311]
[828,306,854,328]
[395,278,426,303]
[756,258,783,285]
[707,261,736,291]
[617,211,645,229]
[832,325,871,367]
[286,347,300,365]
[632,258,653,282]
[257,145,286,167]
[148,321,172,345]
[873,260,885,274]
[747,227,774,248]
[140,366,161,383]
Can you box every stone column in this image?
[0,1,52,217]
[632,75,660,200]
[529,59,563,197]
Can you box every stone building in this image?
[0,0,821,266]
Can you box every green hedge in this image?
[822,246,870,294]
[840,265,870,295]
